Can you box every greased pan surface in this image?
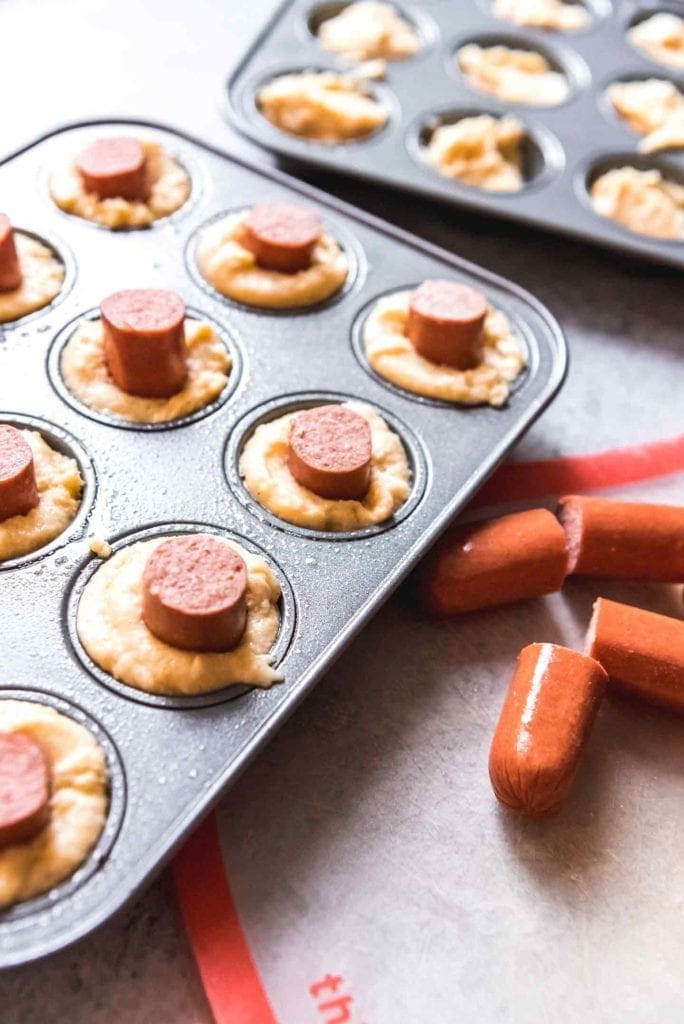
[0,119,565,966]
[226,0,684,270]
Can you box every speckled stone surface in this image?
[1,0,682,1019]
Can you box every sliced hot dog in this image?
[587,598,684,714]
[0,214,22,293]
[558,495,684,581]
[288,404,372,501]
[100,288,188,398]
[142,535,248,652]
[407,279,487,369]
[416,508,568,615]
[489,643,607,816]
[75,137,149,202]
[0,425,39,523]
[241,202,322,273]
[0,731,50,848]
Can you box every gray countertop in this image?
[1,1,682,1021]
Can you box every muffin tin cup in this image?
[225,0,684,269]
[65,521,297,710]
[47,306,244,432]
[0,117,565,966]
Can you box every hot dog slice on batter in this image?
[288,404,372,501]
[407,279,487,369]
[489,643,607,816]
[0,214,22,293]
[559,495,684,581]
[75,137,149,202]
[587,598,684,714]
[241,202,322,273]
[142,535,248,652]
[0,425,39,522]
[100,288,188,398]
[0,731,50,848]
[416,508,567,615]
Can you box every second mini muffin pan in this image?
[226,0,684,269]
[0,118,564,965]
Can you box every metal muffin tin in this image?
[226,0,684,270]
[0,118,565,966]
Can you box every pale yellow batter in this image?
[609,79,684,153]
[458,43,569,106]
[257,71,388,144]
[590,166,684,240]
[0,699,108,909]
[493,0,590,32]
[0,233,64,324]
[317,1,420,62]
[49,140,191,228]
[240,401,410,531]
[0,430,83,563]
[425,115,525,192]
[77,536,282,695]
[629,13,684,71]
[195,210,349,309]
[61,319,231,424]
[363,289,525,406]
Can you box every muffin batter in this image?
[425,115,525,192]
[590,166,684,240]
[493,0,589,32]
[458,43,570,106]
[0,699,108,908]
[0,429,83,562]
[77,536,282,695]
[364,290,524,406]
[61,318,231,423]
[257,71,388,144]
[317,1,420,62]
[49,139,191,228]
[195,210,348,309]
[0,233,64,324]
[240,401,410,531]
[609,79,684,153]
[628,13,684,71]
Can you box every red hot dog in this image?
[0,426,39,523]
[407,279,487,369]
[242,203,322,273]
[489,643,607,816]
[142,535,248,653]
[75,137,149,202]
[100,288,188,398]
[416,508,568,615]
[558,495,684,581]
[587,598,684,714]
[0,214,22,293]
[288,404,372,501]
[0,732,50,848]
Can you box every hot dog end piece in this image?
[75,137,149,202]
[0,213,23,293]
[558,495,684,582]
[100,288,188,398]
[416,508,568,615]
[0,731,50,848]
[587,598,684,714]
[0,425,39,523]
[407,279,487,370]
[489,643,607,816]
[287,404,373,501]
[241,202,322,273]
[142,535,249,652]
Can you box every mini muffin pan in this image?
[225,0,684,269]
[0,118,565,966]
